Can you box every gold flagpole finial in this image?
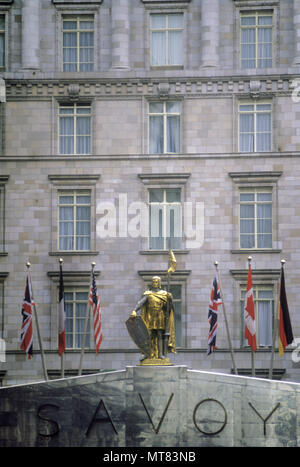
[91,261,96,270]
[59,258,63,264]
[214,260,219,267]
[281,259,286,265]
[26,261,31,269]
[167,250,177,274]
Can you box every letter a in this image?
[85,399,118,436]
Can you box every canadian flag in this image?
[244,263,257,352]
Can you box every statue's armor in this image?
[142,291,168,330]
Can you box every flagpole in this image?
[59,258,65,378]
[214,261,238,375]
[26,262,48,381]
[269,259,284,379]
[78,262,94,376]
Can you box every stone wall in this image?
[0,366,299,447]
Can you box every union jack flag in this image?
[20,272,34,359]
[207,273,222,355]
[89,270,102,353]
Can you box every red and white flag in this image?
[244,263,257,351]
[58,262,66,356]
[89,270,102,353]
[20,272,34,359]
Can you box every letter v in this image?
[138,393,174,434]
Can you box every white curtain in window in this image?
[75,302,89,348]
[59,205,74,250]
[149,115,164,154]
[167,115,180,153]
[256,113,271,151]
[241,28,256,68]
[76,205,90,250]
[60,116,74,154]
[240,113,254,152]
[63,30,77,72]
[258,301,272,346]
[79,30,94,71]
[168,30,182,65]
[152,31,166,66]
[76,116,91,154]
[149,204,163,249]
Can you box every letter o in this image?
[193,398,227,436]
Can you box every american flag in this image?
[207,273,222,355]
[89,270,102,353]
[20,272,34,359]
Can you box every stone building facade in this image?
[0,0,300,385]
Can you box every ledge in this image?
[49,251,99,257]
[230,268,281,281]
[47,270,100,282]
[140,249,189,255]
[231,249,281,254]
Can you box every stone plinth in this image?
[1,366,300,447]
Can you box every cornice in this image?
[3,75,297,100]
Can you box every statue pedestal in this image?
[139,357,173,366]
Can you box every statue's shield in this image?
[126,315,151,357]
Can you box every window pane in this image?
[149,115,163,154]
[240,234,255,248]
[257,233,272,248]
[257,193,272,202]
[240,219,254,234]
[258,16,272,26]
[166,101,180,113]
[240,204,254,218]
[166,188,181,203]
[258,300,272,346]
[168,14,183,28]
[240,193,255,202]
[241,16,256,26]
[151,14,166,29]
[168,30,182,65]
[63,21,77,30]
[149,102,164,113]
[152,31,166,65]
[149,188,164,203]
[240,113,254,132]
[167,115,180,153]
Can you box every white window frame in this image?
[239,187,273,250]
[238,100,272,153]
[58,190,91,252]
[148,187,182,251]
[240,11,273,69]
[240,284,274,348]
[64,287,90,350]
[58,103,92,155]
[148,100,181,154]
[48,174,100,257]
[62,15,94,72]
[150,12,184,67]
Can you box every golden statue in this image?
[130,275,176,365]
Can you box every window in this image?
[149,188,181,250]
[239,188,272,249]
[64,288,90,349]
[59,103,91,155]
[149,101,180,154]
[150,13,183,66]
[241,285,274,347]
[62,15,94,72]
[239,101,272,152]
[0,15,5,69]
[240,12,273,69]
[58,190,91,251]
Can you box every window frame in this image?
[64,286,90,350]
[240,11,273,69]
[48,174,100,257]
[229,171,282,254]
[62,14,94,72]
[240,283,274,348]
[58,102,92,156]
[238,99,272,153]
[239,187,273,250]
[148,187,182,251]
[150,12,184,68]
[58,189,91,252]
[148,100,181,154]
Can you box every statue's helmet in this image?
[151,276,161,288]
